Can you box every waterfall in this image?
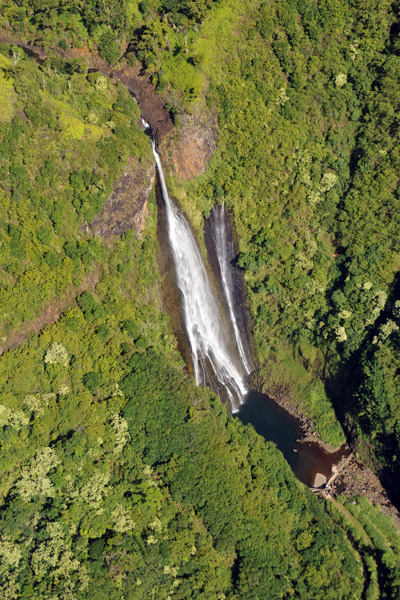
[209,204,252,375]
[149,133,247,411]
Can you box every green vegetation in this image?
[327,496,400,599]
[0,50,369,596]
[1,0,400,597]
[0,47,150,338]
[0,287,367,599]
[105,0,399,464]
[350,323,400,485]
[170,0,400,453]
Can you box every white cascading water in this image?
[211,203,252,375]
[148,131,247,411]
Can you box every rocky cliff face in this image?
[85,105,217,239]
[85,158,155,238]
[160,108,218,181]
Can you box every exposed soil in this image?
[0,267,101,356]
[85,158,155,238]
[109,63,173,142]
[0,35,48,61]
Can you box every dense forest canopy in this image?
[0,0,400,598]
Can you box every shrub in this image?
[96,324,110,342]
[83,372,102,393]
[98,30,120,65]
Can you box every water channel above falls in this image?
[149,127,345,488]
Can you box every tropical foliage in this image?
[1,0,400,597]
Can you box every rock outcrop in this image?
[85,158,155,238]
[160,107,218,181]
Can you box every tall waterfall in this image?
[209,204,252,375]
[150,136,247,411]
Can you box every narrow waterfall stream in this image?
[207,204,252,375]
[150,135,248,411]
